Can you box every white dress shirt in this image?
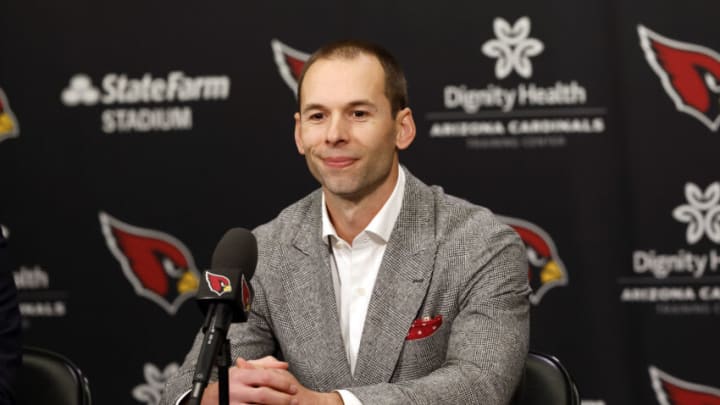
[322,167,405,405]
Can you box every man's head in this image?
[293,40,416,205]
[297,40,408,117]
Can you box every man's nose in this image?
[326,115,349,144]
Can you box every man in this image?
[162,40,530,405]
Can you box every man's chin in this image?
[321,180,365,201]
[323,184,359,198]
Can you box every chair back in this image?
[17,346,92,405]
[512,351,580,405]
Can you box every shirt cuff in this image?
[337,389,363,405]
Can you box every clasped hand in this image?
[199,356,342,405]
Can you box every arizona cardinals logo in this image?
[650,365,720,405]
[497,215,568,305]
[638,25,720,131]
[99,211,200,314]
[271,39,310,97]
[0,88,20,143]
[205,271,232,296]
[241,275,251,312]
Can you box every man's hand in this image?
[199,356,343,405]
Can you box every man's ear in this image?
[294,112,306,155]
[395,108,416,150]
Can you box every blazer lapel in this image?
[352,173,438,385]
[284,194,354,390]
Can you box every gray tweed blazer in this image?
[162,168,530,405]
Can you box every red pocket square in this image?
[406,315,443,341]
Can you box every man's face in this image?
[294,53,414,203]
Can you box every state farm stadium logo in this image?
[498,215,568,304]
[638,25,720,131]
[621,182,720,316]
[427,16,606,150]
[61,71,230,134]
[99,212,200,314]
[650,366,720,404]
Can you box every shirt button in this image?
[355,288,366,296]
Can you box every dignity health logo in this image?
[61,71,231,134]
[428,16,606,149]
[481,17,544,79]
[621,181,720,313]
[631,182,720,280]
[132,362,179,405]
[673,182,720,244]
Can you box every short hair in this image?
[297,40,409,116]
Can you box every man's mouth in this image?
[322,157,356,168]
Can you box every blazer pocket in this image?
[392,316,448,381]
[406,315,443,341]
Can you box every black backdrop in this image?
[2,1,720,404]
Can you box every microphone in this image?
[189,228,257,403]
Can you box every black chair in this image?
[16,346,92,405]
[512,351,580,405]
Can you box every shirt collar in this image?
[322,165,406,245]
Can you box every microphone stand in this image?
[188,305,234,405]
[217,338,231,405]
[187,229,256,405]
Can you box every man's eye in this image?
[352,110,368,118]
[308,113,324,120]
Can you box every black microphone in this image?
[189,228,257,403]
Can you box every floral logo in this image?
[672,182,720,244]
[481,16,544,79]
[132,362,179,405]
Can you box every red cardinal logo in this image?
[241,275,251,312]
[638,25,720,131]
[497,215,568,305]
[650,365,720,405]
[0,88,20,143]
[271,39,310,97]
[99,211,200,314]
[205,271,232,296]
